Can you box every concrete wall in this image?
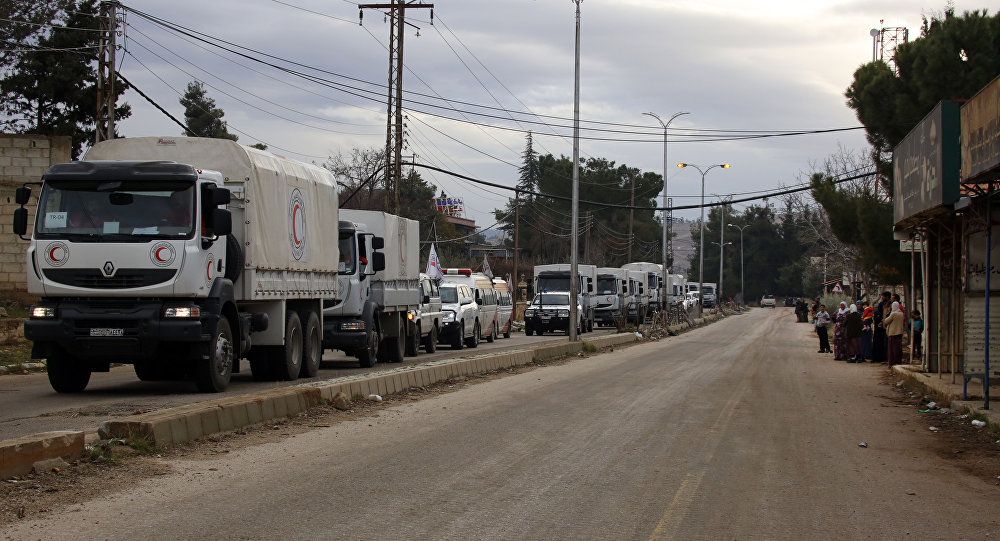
[0,134,72,294]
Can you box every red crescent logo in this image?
[207,261,213,281]
[49,246,62,262]
[292,204,301,244]
[155,247,169,262]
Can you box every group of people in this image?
[808,292,923,367]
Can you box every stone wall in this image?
[0,135,72,295]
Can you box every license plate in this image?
[90,328,124,337]
[541,317,550,321]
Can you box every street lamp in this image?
[728,223,749,305]
[644,111,689,311]
[677,162,730,315]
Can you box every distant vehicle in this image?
[439,283,480,349]
[683,291,700,311]
[761,294,776,308]
[783,296,795,307]
[492,277,514,338]
[411,273,443,354]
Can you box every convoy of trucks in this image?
[10,135,723,394]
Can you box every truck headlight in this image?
[525,309,535,317]
[442,311,455,323]
[30,306,56,319]
[164,306,201,318]
[558,310,569,317]
[339,321,365,331]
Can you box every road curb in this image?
[891,364,1000,428]
[0,431,85,479]
[90,332,640,447]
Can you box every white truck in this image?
[323,210,421,367]
[702,282,718,307]
[13,136,340,393]
[625,269,649,323]
[594,267,628,327]
[667,273,686,306]
[533,263,596,332]
[622,262,664,311]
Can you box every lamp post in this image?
[728,223,749,305]
[677,162,730,315]
[711,240,732,307]
[569,0,582,341]
[644,111,689,311]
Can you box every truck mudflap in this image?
[25,296,223,361]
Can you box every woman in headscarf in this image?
[833,301,850,360]
[860,306,875,361]
[882,301,905,367]
[844,303,862,362]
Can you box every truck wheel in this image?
[386,317,405,363]
[299,311,321,378]
[451,322,464,349]
[503,323,511,339]
[486,322,495,343]
[423,325,437,353]
[224,234,244,283]
[195,315,234,393]
[587,318,594,332]
[525,327,533,336]
[466,320,480,348]
[270,310,302,381]
[405,322,419,357]
[133,360,161,382]
[47,352,91,393]
[357,328,379,368]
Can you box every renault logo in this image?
[102,261,115,276]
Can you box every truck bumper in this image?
[595,310,616,324]
[439,321,462,341]
[322,319,368,349]
[25,299,212,360]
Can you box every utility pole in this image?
[95,0,119,144]
[513,189,520,304]
[360,1,433,214]
[569,0,582,342]
[627,171,635,261]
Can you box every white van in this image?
[492,277,514,338]
[441,268,500,343]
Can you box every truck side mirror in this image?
[372,252,386,272]
[372,236,385,250]
[211,208,232,236]
[13,208,27,237]
[15,186,30,205]
[212,186,231,206]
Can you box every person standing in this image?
[815,304,832,353]
[911,309,924,359]
[860,306,874,361]
[883,301,905,367]
[845,304,863,362]
[833,301,849,360]
[871,291,891,363]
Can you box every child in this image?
[911,310,923,359]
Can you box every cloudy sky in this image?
[110,0,1000,226]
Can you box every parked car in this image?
[760,294,776,308]
[524,292,584,335]
[683,291,700,311]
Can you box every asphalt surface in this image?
[4,309,999,539]
[0,327,613,440]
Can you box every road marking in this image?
[649,351,755,541]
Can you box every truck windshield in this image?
[338,231,356,274]
[440,286,458,304]
[597,277,617,295]
[537,276,584,293]
[533,293,569,305]
[704,286,715,295]
[35,179,196,240]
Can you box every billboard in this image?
[435,196,464,216]
[962,75,1000,181]
[892,100,961,226]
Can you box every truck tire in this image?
[299,310,321,378]
[587,317,594,333]
[423,325,437,353]
[47,352,91,393]
[269,310,302,381]
[405,322,419,357]
[195,315,234,393]
[525,327,533,336]
[224,234,244,283]
[385,317,405,363]
[466,320,480,348]
[133,360,161,382]
[451,322,464,350]
[486,322,495,343]
[357,328,379,368]
[503,323,511,339]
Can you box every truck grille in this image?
[43,269,177,289]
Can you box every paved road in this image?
[5,309,999,539]
[0,328,614,440]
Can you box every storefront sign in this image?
[962,75,1000,181]
[892,101,961,225]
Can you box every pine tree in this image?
[179,81,238,141]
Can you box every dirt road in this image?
[3,309,998,539]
